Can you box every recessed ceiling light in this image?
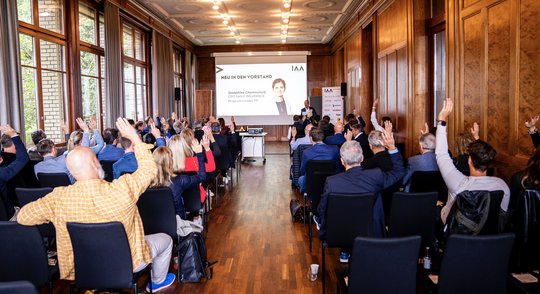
[281,30,287,34]
[229,31,235,35]
[212,4,219,10]
[284,3,290,8]
[223,20,229,25]
[281,39,286,43]
[283,19,289,23]
[235,40,240,44]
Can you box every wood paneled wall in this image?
[446,0,540,180]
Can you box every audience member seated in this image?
[298,128,340,192]
[370,98,392,132]
[0,125,29,219]
[98,128,124,161]
[324,122,346,147]
[510,143,540,206]
[525,115,539,148]
[34,139,74,183]
[316,125,405,261]
[0,134,16,164]
[17,118,176,291]
[28,129,47,161]
[352,108,366,128]
[290,124,313,151]
[113,137,137,179]
[318,119,333,139]
[66,117,104,155]
[322,115,335,135]
[343,114,357,133]
[361,131,392,172]
[192,120,205,141]
[135,121,145,136]
[402,133,438,191]
[218,117,231,136]
[435,99,510,224]
[347,122,374,159]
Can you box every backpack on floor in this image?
[177,232,217,283]
[290,199,305,222]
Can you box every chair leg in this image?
[322,243,326,294]
[303,193,307,224]
[214,177,219,206]
[309,211,313,253]
[133,283,138,294]
[69,283,75,294]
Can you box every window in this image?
[173,47,184,116]
[18,0,68,145]
[429,0,445,124]
[79,2,105,128]
[122,22,148,121]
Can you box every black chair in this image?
[66,222,152,293]
[99,160,116,182]
[321,193,376,293]
[479,190,504,235]
[0,222,58,293]
[15,188,55,246]
[307,170,337,252]
[137,187,177,241]
[304,160,337,223]
[337,236,421,294]
[432,234,515,294]
[409,171,448,202]
[214,144,232,196]
[0,281,39,294]
[512,189,540,272]
[388,192,438,248]
[37,172,71,188]
[182,185,207,229]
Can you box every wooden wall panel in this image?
[194,90,213,120]
[397,46,408,140]
[463,0,482,9]
[197,57,215,92]
[377,0,407,53]
[486,1,510,155]
[518,0,540,157]
[387,51,398,118]
[462,13,483,129]
[378,57,388,115]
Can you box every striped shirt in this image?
[17,142,157,280]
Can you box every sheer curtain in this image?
[104,1,124,127]
[151,31,173,118]
[0,0,23,132]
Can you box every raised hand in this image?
[0,124,17,137]
[115,117,140,144]
[60,121,69,134]
[88,116,97,130]
[191,138,203,153]
[344,129,353,141]
[171,112,178,122]
[470,122,480,140]
[230,116,235,123]
[525,116,539,130]
[437,98,454,121]
[201,135,210,151]
[372,98,379,109]
[150,123,161,138]
[291,127,297,138]
[76,117,90,133]
[420,122,429,135]
[382,121,396,150]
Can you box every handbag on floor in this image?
[177,232,217,283]
[290,199,305,222]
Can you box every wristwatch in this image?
[436,120,447,127]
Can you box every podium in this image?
[239,132,267,164]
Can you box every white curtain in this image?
[151,31,173,117]
[104,1,124,127]
[0,0,23,132]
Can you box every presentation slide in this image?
[215,55,307,125]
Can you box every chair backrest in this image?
[291,144,312,186]
[512,189,540,271]
[438,233,515,294]
[215,144,231,170]
[305,160,337,196]
[325,193,375,247]
[37,172,71,188]
[137,187,177,241]
[479,190,504,235]
[0,222,49,287]
[182,185,202,212]
[348,236,421,294]
[409,171,448,202]
[99,161,116,182]
[66,222,134,290]
[15,188,53,207]
[308,171,336,212]
[0,281,39,294]
[388,192,438,248]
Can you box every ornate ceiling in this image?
[137,0,364,46]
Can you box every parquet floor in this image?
[53,142,345,294]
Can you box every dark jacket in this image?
[317,150,405,238]
[324,133,346,147]
[0,136,29,220]
[355,133,374,159]
[170,152,206,218]
[300,143,340,176]
[361,150,393,172]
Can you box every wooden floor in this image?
[53,142,346,293]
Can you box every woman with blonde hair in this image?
[66,117,104,154]
[150,146,175,188]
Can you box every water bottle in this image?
[423,246,431,270]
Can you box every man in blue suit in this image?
[324,122,346,147]
[98,128,124,161]
[316,125,405,262]
[298,128,340,192]
[402,133,439,191]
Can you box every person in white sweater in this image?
[435,98,510,224]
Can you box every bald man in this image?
[324,122,346,147]
[17,118,176,292]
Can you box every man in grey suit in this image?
[402,133,439,191]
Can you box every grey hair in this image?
[340,141,363,166]
[368,131,384,148]
[419,133,436,150]
[191,120,202,130]
[173,121,183,134]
